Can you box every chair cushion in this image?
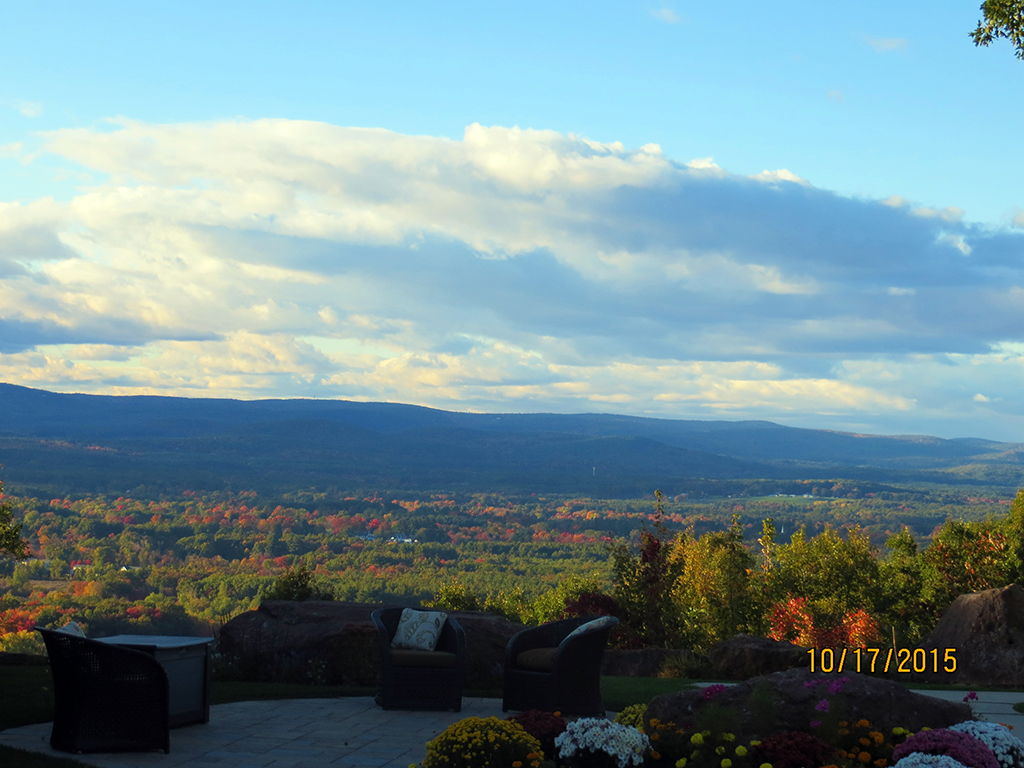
[390,649,458,668]
[516,646,558,672]
[563,615,617,642]
[391,608,448,651]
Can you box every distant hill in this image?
[1,383,1022,496]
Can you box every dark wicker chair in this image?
[371,608,466,711]
[36,627,171,754]
[502,615,619,716]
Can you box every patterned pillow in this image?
[391,609,448,651]
[563,615,617,642]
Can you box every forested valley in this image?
[3,479,1023,658]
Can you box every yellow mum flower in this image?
[676,760,687,768]
[691,733,704,745]
[722,759,733,768]
[735,746,748,756]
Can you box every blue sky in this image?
[2,1,1023,441]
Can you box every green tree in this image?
[0,478,28,559]
[971,0,1024,60]
[669,514,759,651]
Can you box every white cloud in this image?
[651,7,683,24]
[17,101,42,118]
[865,37,908,52]
[2,117,1024,438]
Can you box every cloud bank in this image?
[1,118,1023,439]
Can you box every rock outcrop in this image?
[911,583,1024,687]
[645,667,974,745]
[706,633,807,680]
[217,600,524,689]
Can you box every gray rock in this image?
[706,633,807,680]
[911,583,1024,687]
[217,600,524,689]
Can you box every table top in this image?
[95,634,214,649]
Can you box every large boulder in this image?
[911,583,1024,687]
[645,667,974,745]
[706,633,806,680]
[217,600,524,689]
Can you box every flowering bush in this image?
[893,729,1000,768]
[893,755,970,768]
[555,718,650,768]
[831,718,910,768]
[615,704,648,732]
[506,710,567,760]
[422,716,543,768]
[949,722,1024,768]
[755,730,836,768]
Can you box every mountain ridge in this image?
[1,382,1021,496]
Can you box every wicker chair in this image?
[371,608,466,711]
[36,627,171,754]
[502,615,618,716]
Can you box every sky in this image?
[2,1,1024,441]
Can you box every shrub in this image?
[261,564,333,602]
[831,718,910,768]
[893,730,1000,768]
[614,704,647,731]
[423,716,543,768]
[755,730,836,768]
[506,710,567,760]
[948,722,1024,768]
[555,718,650,768]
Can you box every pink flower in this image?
[703,684,728,700]
[964,692,979,702]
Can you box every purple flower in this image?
[893,728,1000,768]
[829,676,850,695]
[815,699,830,713]
[703,684,727,700]
[964,691,979,702]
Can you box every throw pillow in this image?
[391,608,448,651]
[563,615,617,642]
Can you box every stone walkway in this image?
[2,689,1022,768]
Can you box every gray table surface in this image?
[95,635,214,649]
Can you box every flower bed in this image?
[415,699,1024,768]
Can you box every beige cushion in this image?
[516,647,558,672]
[391,608,448,651]
[390,649,458,668]
[563,616,616,642]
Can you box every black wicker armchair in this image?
[502,615,618,716]
[371,607,467,711]
[36,627,171,754]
